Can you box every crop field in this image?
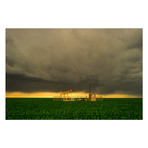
[6,98,142,120]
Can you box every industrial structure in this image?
[53,84,103,101]
[88,84,97,101]
[89,93,96,101]
[60,89,73,101]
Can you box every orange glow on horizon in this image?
[6,92,142,98]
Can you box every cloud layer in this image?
[6,29,142,95]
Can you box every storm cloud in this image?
[6,29,142,96]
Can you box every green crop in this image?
[6,98,142,120]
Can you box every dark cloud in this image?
[6,29,142,96]
[6,73,91,92]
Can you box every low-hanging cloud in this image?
[6,29,142,96]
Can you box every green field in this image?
[6,98,142,120]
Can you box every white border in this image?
[0,1,148,148]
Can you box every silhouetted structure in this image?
[89,84,96,101]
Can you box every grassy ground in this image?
[6,98,142,120]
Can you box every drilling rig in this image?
[89,84,96,101]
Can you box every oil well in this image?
[53,84,103,101]
[60,89,74,101]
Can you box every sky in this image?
[6,29,142,98]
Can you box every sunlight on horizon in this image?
[6,92,142,98]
